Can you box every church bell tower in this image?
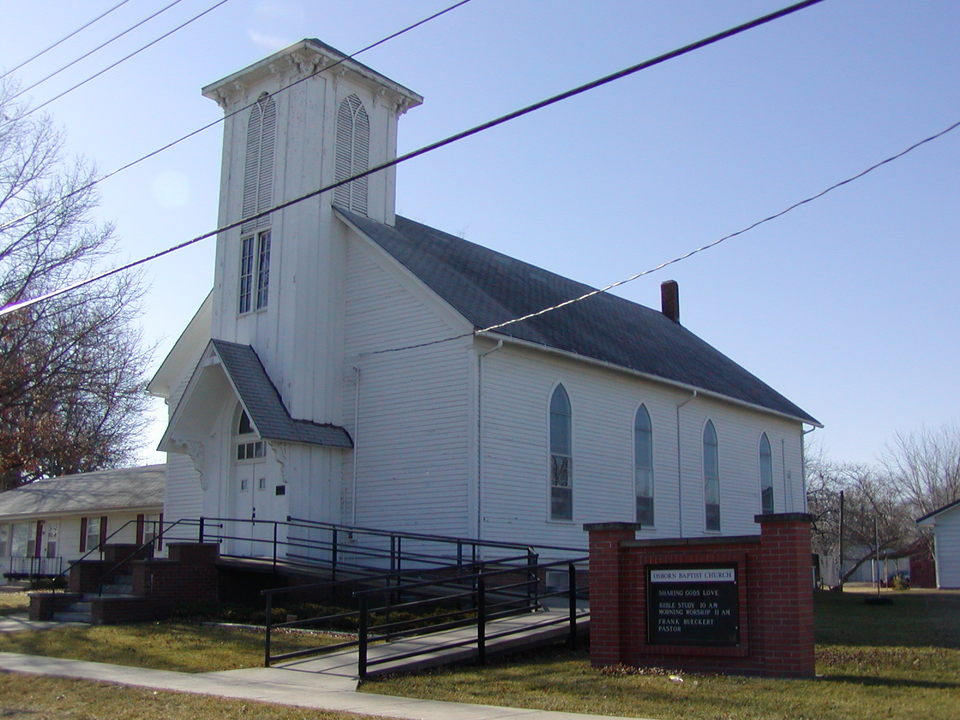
[200,40,422,425]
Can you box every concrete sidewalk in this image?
[0,651,648,720]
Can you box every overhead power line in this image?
[0,0,476,235]
[369,116,960,355]
[0,0,828,318]
[2,0,230,128]
[7,0,187,105]
[0,0,134,82]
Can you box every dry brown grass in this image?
[0,672,381,720]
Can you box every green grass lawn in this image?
[363,588,960,720]
[0,673,380,720]
[0,621,341,672]
[0,590,29,615]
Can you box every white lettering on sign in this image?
[649,568,735,583]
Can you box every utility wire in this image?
[0,0,134,82]
[475,117,960,337]
[7,0,187,105]
[0,0,475,235]
[365,114,960,355]
[1,0,230,129]
[0,0,827,317]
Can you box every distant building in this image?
[917,499,960,589]
[0,465,164,580]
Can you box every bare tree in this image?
[807,458,914,585]
[883,424,960,517]
[0,83,151,489]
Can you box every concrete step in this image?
[99,584,133,595]
[67,601,92,613]
[53,610,91,623]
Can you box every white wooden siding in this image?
[0,510,160,577]
[479,342,805,550]
[934,508,960,588]
[162,373,204,528]
[341,237,473,538]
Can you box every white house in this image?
[917,499,960,589]
[0,465,164,580]
[149,39,819,561]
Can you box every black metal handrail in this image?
[47,518,140,591]
[261,556,588,676]
[199,515,544,585]
[94,518,202,596]
[4,555,64,580]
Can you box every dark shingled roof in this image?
[338,209,818,425]
[211,340,353,448]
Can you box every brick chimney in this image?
[661,280,680,323]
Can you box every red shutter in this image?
[99,516,108,549]
[136,514,145,545]
[157,513,164,551]
[79,517,88,552]
[34,521,44,558]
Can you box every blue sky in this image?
[1,0,957,465]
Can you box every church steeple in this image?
[200,40,421,425]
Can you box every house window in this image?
[634,405,654,526]
[0,525,9,557]
[549,384,572,521]
[759,433,774,514]
[333,94,370,215]
[703,420,720,531]
[80,516,104,553]
[11,524,28,557]
[239,230,271,313]
[239,93,276,313]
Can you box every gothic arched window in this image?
[239,94,276,313]
[634,405,654,526]
[703,420,720,531]
[759,433,774,514]
[333,94,370,215]
[549,384,572,520]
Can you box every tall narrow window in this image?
[239,94,276,313]
[255,230,271,310]
[239,235,254,313]
[241,94,276,234]
[759,433,774,514]
[634,405,654,526]
[549,385,572,520]
[334,94,370,215]
[239,230,271,313]
[703,420,720,531]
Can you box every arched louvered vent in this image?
[334,94,370,215]
[241,93,276,233]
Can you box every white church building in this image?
[149,39,819,559]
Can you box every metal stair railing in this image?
[260,556,589,677]
[197,516,551,582]
[93,518,202,596]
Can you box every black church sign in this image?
[647,565,739,646]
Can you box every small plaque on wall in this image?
[647,565,739,646]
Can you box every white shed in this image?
[917,499,960,589]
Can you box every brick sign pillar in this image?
[587,522,642,665]
[756,513,815,677]
[586,513,814,678]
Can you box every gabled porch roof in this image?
[158,339,352,452]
